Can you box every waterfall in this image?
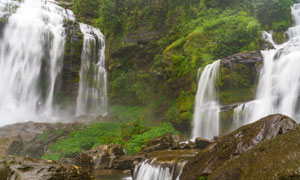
[76,23,108,117]
[133,159,186,180]
[0,0,75,126]
[192,60,220,140]
[233,2,300,126]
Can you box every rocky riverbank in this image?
[0,114,299,180]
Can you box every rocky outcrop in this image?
[0,121,76,158]
[221,51,263,71]
[209,122,300,180]
[74,144,126,170]
[142,133,181,152]
[180,114,297,180]
[0,156,93,180]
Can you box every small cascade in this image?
[233,2,300,127]
[192,60,220,140]
[76,23,107,116]
[133,159,186,180]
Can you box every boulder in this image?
[113,155,145,170]
[194,137,212,150]
[180,114,297,180]
[75,144,126,170]
[209,122,300,180]
[0,155,93,180]
[142,133,181,152]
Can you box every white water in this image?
[76,23,108,116]
[0,0,76,126]
[133,159,185,180]
[192,60,220,140]
[233,3,300,126]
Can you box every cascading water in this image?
[0,0,107,126]
[192,60,220,140]
[76,23,108,116]
[233,2,300,126]
[0,0,75,126]
[133,159,186,180]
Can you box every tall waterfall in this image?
[0,0,107,126]
[76,23,107,116]
[0,0,74,126]
[233,3,300,126]
[192,60,220,140]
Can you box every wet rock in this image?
[221,51,263,70]
[209,122,300,180]
[0,121,76,158]
[113,155,145,170]
[194,138,212,150]
[179,141,196,149]
[142,133,181,152]
[0,156,93,180]
[75,144,126,170]
[180,114,297,180]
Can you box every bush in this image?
[124,122,180,155]
[42,123,122,160]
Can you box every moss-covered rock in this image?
[218,51,263,105]
[209,122,300,180]
[180,114,297,180]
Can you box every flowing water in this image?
[76,23,107,116]
[0,0,107,126]
[233,3,300,126]
[192,60,220,140]
[133,159,185,180]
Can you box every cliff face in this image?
[0,0,294,132]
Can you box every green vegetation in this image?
[42,122,122,160]
[125,122,180,155]
[68,0,295,130]
[199,176,208,180]
[42,122,179,160]
[217,64,257,104]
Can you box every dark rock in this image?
[194,137,212,150]
[75,144,126,170]
[220,51,263,71]
[209,121,300,179]
[142,133,181,152]
[0,156,93,180]
[113,155,145,170]
[180,114,297,180]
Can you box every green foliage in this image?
[163,11,261,83]
[121,119,147,142]
[217,64,257,104]
[124,122,180,155]
[166,91,194,124]
[43,123,122,160]
[199,176,208,180]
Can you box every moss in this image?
[166,91,194,125]
[219,110,234,135]
[272,31,286,44]
[217,64,257,105]
[209,125,300,180]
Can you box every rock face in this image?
[0,156,93,180]
[74,144,126,170]
[220,51,263,71]
[180,114,297,180]
[0,122,76,158]
[142,133,181,152]
[209,123,300,180]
